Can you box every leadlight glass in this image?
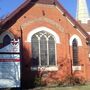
[48,36,55,65]
[31,35,39,66]
[72,39,78,65]
[31,31,56,67]
[40,36,47,66]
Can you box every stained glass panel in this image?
[40,36,47,66]
[31,35,39,66]
[48,36,55,65]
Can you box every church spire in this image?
[76,0,90,23]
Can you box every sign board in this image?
[0,39,21,88]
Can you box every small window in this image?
[72,39,78,65]
[3,35,11,46]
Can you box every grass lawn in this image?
[33,85,90,90]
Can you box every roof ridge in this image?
[0,0,89,38]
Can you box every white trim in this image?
[87,32,90,35]
[66,17,75,27]
[72,66,81,71]
[56,6,86,38]
[47,38,49,66]
[26,27,60,43]
[69,34,82,46]
[38,39,41,66]
[89,54,90,58]
[31,66,58,71]
[76,28,86,38]
[55,41,57,66]
[55,6,64,15]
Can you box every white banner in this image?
[0,39,21,88]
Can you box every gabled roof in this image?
[0,0,89,38]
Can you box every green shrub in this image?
[58,75,86,86]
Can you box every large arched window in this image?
[72,39,78,65]
[31,31,56,67]
[3,35,11,47]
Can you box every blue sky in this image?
[60,0,90,18]
[0,0,90,19]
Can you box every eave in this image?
[0,0,89,39]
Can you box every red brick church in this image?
[0,0,90,88]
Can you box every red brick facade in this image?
[0,0,90,88]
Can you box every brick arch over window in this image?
[0,31,14,43]
[27,27,60,69]
[69,34,82,46]
[26,27,60,44]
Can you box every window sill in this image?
[31,66,58,71]
[72,65,81,71]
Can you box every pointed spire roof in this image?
[76,0,90,23]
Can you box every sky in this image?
[60,0,90,18]
[0,0,90,19]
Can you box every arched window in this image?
[3,35,11,47]
[72,39,78,65]
[31,31,56,67]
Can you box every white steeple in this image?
[76,0,90,23]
